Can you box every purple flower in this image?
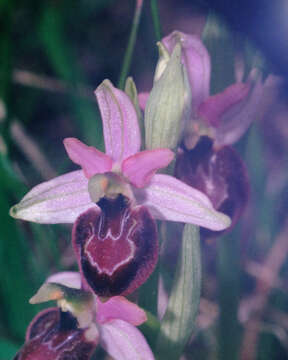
[175,136,250,237]
[140,31,266,149]
[10,79,230,231]
[139,31,264,234]
[161,31,254,233]
[15,272,155,360]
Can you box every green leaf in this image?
[217,231,241,360]
[38,3,103,148]
[117,0,144,90]
[150,0,162,41]
[138,263,159,318]
[0,174,36,339]
[0,338,19,359]
[139,310,160,351]
[0,153,55,340]
[156,224,201,359]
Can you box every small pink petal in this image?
[100,319,155,360]
[63,138,113,178]
[95,80,141,162]
[134,174,231,230]
[46,272,81,289]
[162,31,211,110]
[96,296,147,326]
[198,82,250,127]
[10,170,96,223]
[138,92,150,110]
[122,148,174,188]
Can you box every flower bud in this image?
[161,31,211,112]
[145,42,191,150]
[72,194,158,297]
[153,42,171,82]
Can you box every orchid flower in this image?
[10,79,230,231]
[139,31,261,236]
[140,31,267,149]
[14,272,155,360]
[10,80,230,295]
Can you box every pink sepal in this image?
[63,137,113,178]
[198,82,250,127]
[135,174,231,230]
[95,80,141,162]
[122,148,174,188]
[100,319,155,360]
[96,296,147,326]
[214,69,269,146]
[138,92,150,110]
[162,31,211,110]
[12,170,95,223]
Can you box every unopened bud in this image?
[145,42,191,150]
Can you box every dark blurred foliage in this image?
[163,0,288,85]
[204,0,288,80]
[1,0,288,359]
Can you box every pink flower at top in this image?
[10,79,230,232]
[15,272,154,360]
[139,30,267,236]
[140,30,267,149]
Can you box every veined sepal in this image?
[156,224,201,359]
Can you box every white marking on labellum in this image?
[84,209,137,276]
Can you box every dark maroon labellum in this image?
[175,136,249,237]
[14,308,97,360]
[72,194,158,297]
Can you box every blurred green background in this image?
[1,0,288,359]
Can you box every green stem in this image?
[118,0,144,89]
[218,233,240,360]
[156,224,201,359]
[138,263,159,317]
[150,0,161,41]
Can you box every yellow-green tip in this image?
[29,283,64,304]
[9,204,19,219]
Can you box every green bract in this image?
[144,42,191,150]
